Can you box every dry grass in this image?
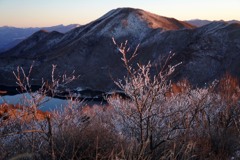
[0,103,51,121]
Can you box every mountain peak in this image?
[37,29,49,33]
[24,29,49,41]
[0,8,240,91]
[105,7,195,30]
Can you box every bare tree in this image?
[0,63,78,160]
[109,38,240,159]
[109,38,185,158]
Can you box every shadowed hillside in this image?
[0,7,240,92]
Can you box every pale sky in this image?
[0,0,240,27]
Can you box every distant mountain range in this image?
[0,24,80,52]
[0,8,240,92]
[186,19,240,27]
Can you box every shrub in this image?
[1,41,240,159]
[108,39,240,159]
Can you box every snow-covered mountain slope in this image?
[0,8,239,91]
[2,30,64,57]
[186,19,240,27]
[0,24,80,53]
